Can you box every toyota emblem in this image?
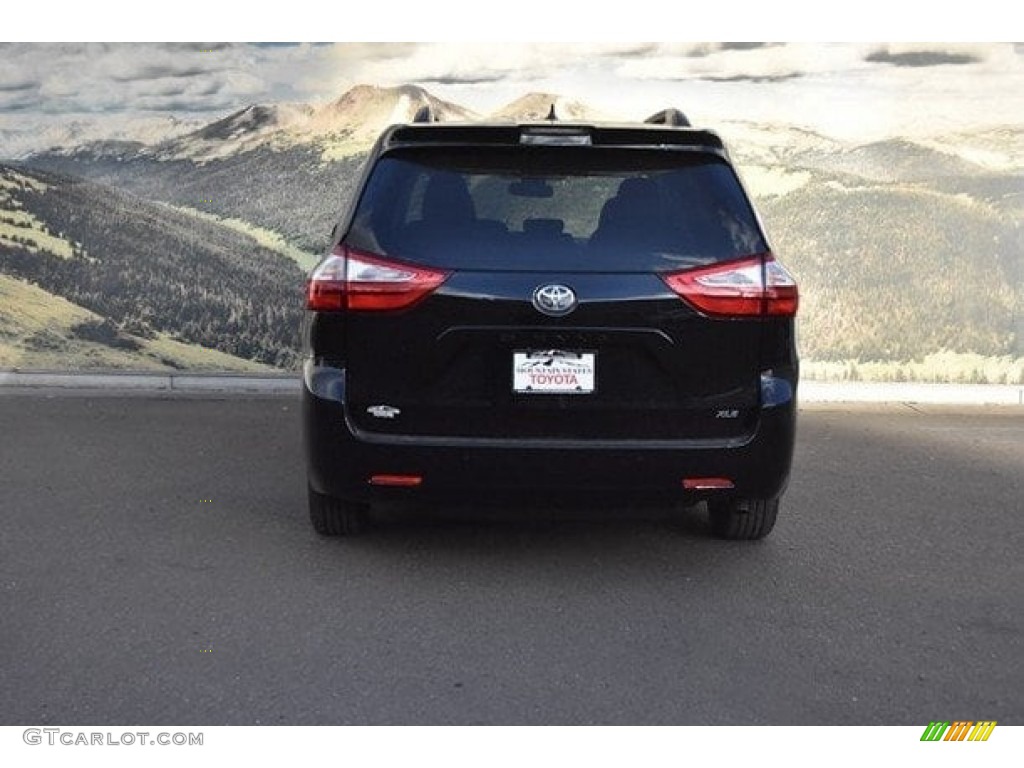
[532,284,578,317]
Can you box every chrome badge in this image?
[532,284,577,317]
[367,405,401,419]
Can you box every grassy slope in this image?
[165,203,320,271]
[0,273,273,372]
[0,168,74,259]
[801,352,1024,385]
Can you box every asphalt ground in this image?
[1,394,1021,724]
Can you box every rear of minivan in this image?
[303,122,798,539]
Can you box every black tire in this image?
[308,483,367,536]
[707,497,779,540]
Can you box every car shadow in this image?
[338,499,717,553]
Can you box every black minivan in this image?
[302,110,799,539]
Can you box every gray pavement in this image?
[0,395,1021,724]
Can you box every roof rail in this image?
[412,105,438,124]
[644,108,690,127]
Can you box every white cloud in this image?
[0,43,275,116]
[0,42,1021,156]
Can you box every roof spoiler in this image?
[644,108,690,127]
[408,104,698,130]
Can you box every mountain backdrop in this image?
[2,83,1021,381]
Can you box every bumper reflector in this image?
[369,474,423,487]
[683,477,735,490]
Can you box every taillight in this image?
[306,250,347,311]
[306,245,451,312]
[660,253,798,318]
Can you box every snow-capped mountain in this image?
[308,84,476,137]
[153,84,479,163]
[490,92,604,122]
[146,102,315,162]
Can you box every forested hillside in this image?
[27,145,364,255]
[761,179,1021,361]
[0,164,304,368]
[7,86,1022,379]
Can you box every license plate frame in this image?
[512,349,596,395]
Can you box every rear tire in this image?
[308,483,367,536]
[708,497,779,540]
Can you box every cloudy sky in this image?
[1,42,1021,156]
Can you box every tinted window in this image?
[346,147,766,272]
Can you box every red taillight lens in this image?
[306,251,347,311]
[660,253,798,318]
[763,258,799,316]
[306,246,451,312]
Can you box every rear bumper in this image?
[302,361,796,506]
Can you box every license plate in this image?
[513,350,596,394]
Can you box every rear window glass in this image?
[345,146,766,272]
